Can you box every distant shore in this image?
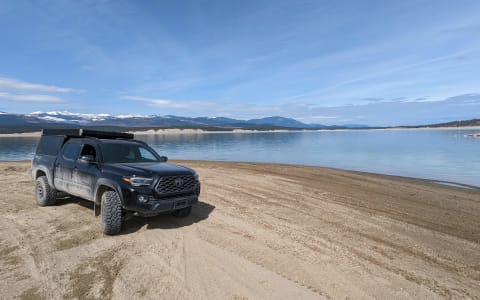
[0,131,43,137]
[1,126,480,138]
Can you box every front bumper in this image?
[124,194,198,216]
[120,182,200,215]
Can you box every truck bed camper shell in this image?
[36,129,134,156]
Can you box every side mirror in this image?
[160,156,168,162]
[79,155,96,164]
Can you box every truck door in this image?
[72,143,100,201]
[54,142,81,193]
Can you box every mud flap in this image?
[94,203,101,217]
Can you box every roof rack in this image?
[41,129,134,140]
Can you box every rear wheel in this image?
[171,206,192,218]
[35,176,57,206]
[101,190,123,235]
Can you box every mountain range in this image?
[1,111,477,134]
[0,111,350,133]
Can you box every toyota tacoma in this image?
[31,129,201,235]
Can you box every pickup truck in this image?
[31,129,201,235]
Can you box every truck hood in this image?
[104,162,195,177]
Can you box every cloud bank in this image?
[0,76,81,103]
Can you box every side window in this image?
[36,136,65,155]
[139,147,157,161]
[80,144,96,160]
[62,143,81,160]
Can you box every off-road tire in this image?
[171,205,192,218]
[101,190,123,235]
[35,176,57,206]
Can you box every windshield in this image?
[101,142,161,163]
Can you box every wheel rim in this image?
[36,183,44,199]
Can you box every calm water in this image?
[1,129,479,187]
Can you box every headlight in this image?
[123,176,154,187]
[193,172,199,180]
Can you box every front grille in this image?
[155,175,196,195]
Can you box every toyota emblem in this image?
[174,178,184,187]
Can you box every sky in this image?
[0,0,479,126]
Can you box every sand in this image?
[0,131,42,137]
[0,160,479,299]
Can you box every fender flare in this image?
[33,166,54,187]
[93,179,124,216]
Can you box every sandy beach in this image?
[0,131,43,137]
[1,160,479,299]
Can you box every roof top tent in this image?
[36,129,134,156]
[41,129,134,140]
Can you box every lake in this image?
[1,129,479,187]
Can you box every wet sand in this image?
[1,160,479,299]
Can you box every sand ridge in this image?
[0,161,479,299]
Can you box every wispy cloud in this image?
[0,76,82,104]
[362,97,384,102]
[0,76,78,93]
[121,95,190,109]
[287,49,478,103]
[415,96,429,101]
[302,115,338,120]
[120,93,480,126]
[0,92,65,103]
[121,94,286,117]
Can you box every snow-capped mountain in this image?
[0,111,330,133]
[27,111,114,124]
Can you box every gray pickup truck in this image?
[31,129,201,235]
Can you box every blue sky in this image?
[0,0,479,126]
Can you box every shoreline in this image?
[1,126,480,137]
[7,158,479,190]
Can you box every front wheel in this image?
[171,206,192,218]
[35,176,57,206]
[101,190,123,235]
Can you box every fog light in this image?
[138,195,149,203]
